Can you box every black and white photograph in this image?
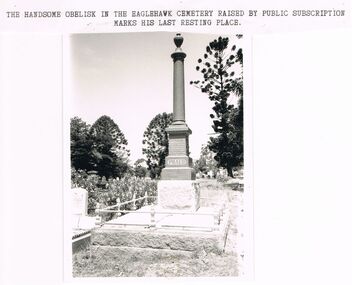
[1,1,352,285]
[68,32,247,277]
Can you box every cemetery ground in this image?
[72,178,244,277]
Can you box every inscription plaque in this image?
[166,158,187,166]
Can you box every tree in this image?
[142,112,173,179]
[133,158,148,178]
[190,35,243,177]
[90,115,130,178]
[194,144,219,177]
[70,117,95,171]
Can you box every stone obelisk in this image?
[158,33,200,211]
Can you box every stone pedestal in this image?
[159,122,197,209]
[158,180,200,211]
[161,123,196,180]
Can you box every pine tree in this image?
[142,112,173,179]
[90,115,130,178]
[191,36,243,177]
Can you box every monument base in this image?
[161,167,196,180]
[158,180,200,211]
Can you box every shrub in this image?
[71,168,157,216]
[216,173,230,183]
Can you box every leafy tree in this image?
[191,35,243,177]
[142,112,173,179]
[71,117,95,171]
[90,115,130,178]
[194,156,207,174]
[133,158,148,178]
[194,144,219,176]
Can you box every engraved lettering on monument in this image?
[166,158,187,166]
[168,137,187,155]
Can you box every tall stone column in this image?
[172,35,186,123]
[158,34,199,211]
[161,33,195,181]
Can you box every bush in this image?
[216,173,230,183]
[71,168,157,216]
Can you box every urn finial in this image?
[174,33,183,48]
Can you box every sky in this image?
[69,32,242,163]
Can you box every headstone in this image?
[72,187,88,216]
[72,187,96,230]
